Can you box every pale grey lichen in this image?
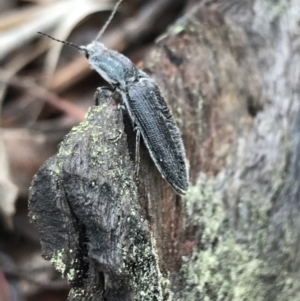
[174,172,300,301]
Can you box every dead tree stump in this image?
[29,0,300,300]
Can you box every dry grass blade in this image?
[42,0,116,81]
[0,134,18,228]
[0,0,83,60]
[0,40,49,103]
[0,70,86,122]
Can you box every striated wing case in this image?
[125,77,188,195]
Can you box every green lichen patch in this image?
[50,249,67,276]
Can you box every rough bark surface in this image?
[29,0,300,300]
[145,1,300,300]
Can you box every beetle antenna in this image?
[95,0,123,42]
[37,32,84,52]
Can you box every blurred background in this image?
[0,0,191,300]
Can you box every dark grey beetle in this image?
[38,0,188,195]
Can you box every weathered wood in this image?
[28,89,170,301]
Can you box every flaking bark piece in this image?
[28,89,168,301]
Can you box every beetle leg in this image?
[135,128,141,177]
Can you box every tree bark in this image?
[29,0,300,300]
